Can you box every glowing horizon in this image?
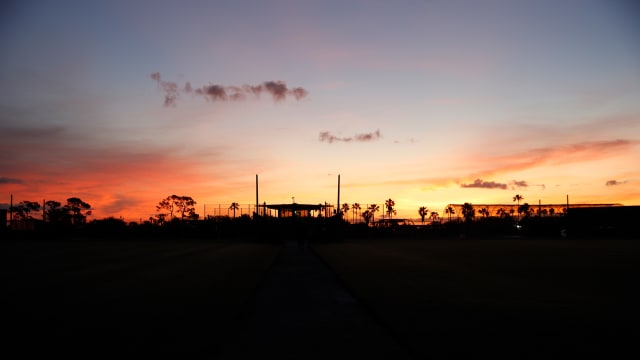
[2,171,637,223]
[2,0,639,223]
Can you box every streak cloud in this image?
[151,72,308,107]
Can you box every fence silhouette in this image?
[199,202,616,224]
[202,203,442,224]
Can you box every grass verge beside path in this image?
[2,239,281,355]
[313,238,640,359]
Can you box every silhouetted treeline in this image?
[2,214,349,241]
[3,206,637,241]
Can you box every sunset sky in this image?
[2,0,639,222]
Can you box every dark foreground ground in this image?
[2,237,639,359]
[2,240,280,356]
[314,238,640,359]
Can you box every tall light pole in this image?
[337,174,341,218]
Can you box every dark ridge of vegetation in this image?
[4,194,637,241]
[3,206,637,242]
[1,215,351,242]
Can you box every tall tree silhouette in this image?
[351,203,361,223]
[66,197,92,225]
[418,206,429,224]
[384,198,396,219]
[12,200,41,220]
[229,202,240,218]
[361,210,373,225]
[157,195,197,220]
[44,200,67,223]
[341,203,350,220]
[513,194,524,225]
[157,197,175,220]
[368,204,380,223]
[445,205,455,222]
[461,202,475,223]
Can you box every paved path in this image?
[221,241,415,359]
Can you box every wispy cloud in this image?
[0,125,67,140]
[459,179,539,190]
[474,115,640,156]
[474,139,637,176]
[606,180,627,186]
[510,180,527,188]
[319,129,382,143]
[151,72,180,107]
[0,177,24,184]
[98,193,146,215]
[509,180,545,190]
[150,72,309,107]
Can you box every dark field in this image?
[314,238,640,359]
[2,237,639,358]
[2,240,280,355]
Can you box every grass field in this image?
[2,239,281,355]
[3,236,639,358]
[313,237,640,359]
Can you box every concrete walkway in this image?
[221,240,415,359]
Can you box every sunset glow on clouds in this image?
[1,0,639,221]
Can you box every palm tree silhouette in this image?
[461,202,475,222]
[445,205,455,222]
[513,194,523,225]
[430,211,439,222]
[352,203,361,223]
[519,203,532,218]
[362,210,373,225]
[368,204,380,223]
[341,203,350,220]
[384,198,396,219]
[229,202,240,218]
